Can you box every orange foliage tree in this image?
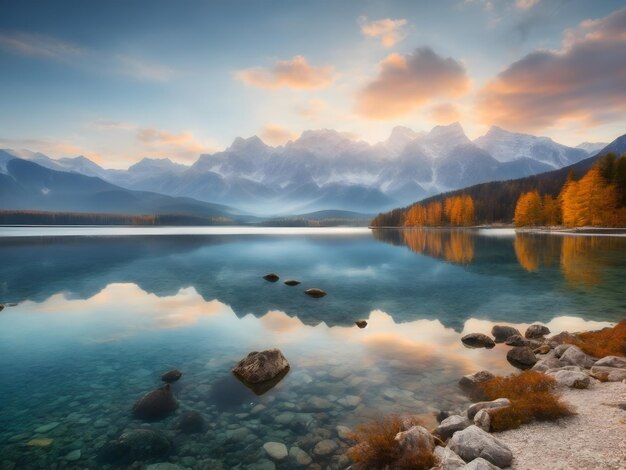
[404,195,475,227]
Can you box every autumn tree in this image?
[514,191,543,226]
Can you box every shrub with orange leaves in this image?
[346,415,435,470]
[480,371,574,432]
[564,320,626,358]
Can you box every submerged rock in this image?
[26,438,54,447]
[284,279,300,286]
[447,425,513,468]
[65,449,81,462]
[304,288,327,298]
[263,273,279,282]
[313,439,339,456]
[263,442,288,460]
[289,446,312,465]
[506,346,537,369]
[232,349,290,395]
[461,333,495,349]
[98,428,171,464]
[355,320,367,329]
[176,411,205,434]
[491,325,521,343]
[525,324,551,339]
[161,369,182,383]
[133,384,178,421]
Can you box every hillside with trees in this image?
[371,133,626,227]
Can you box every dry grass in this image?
[564,320,626,358]
[347,415,435,470]
[480,371,574,432]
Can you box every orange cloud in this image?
[515,0,540,10]
[296,98,328,119]
[136,127,214,161]
[429,103,462,124]
[477,7,626,131]
[359,17,408,48]
[260,124,297,145]
[355,47,471,119]
[236,55,334,90]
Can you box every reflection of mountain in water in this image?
[1,231,625,328]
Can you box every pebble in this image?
[35,422,59,433]
[313,439,338,456]
[289,446,312,465]
[65,450,81,461]
[263,442,288,460]
[26,438,54,447]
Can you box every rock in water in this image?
[161,369,182,383]
[176,411,205,434]
[232,349,290,394]
[355,320,367,329]
[459,370,495,400]
[525,324,551,339]
[284,279,300,286]
[263,273,279,282]
[448,425,513,468]
[506,346,537,369]
[461,333,495,349]
[98,429,171,464]
[263,442,288,460]
[0,304,4,312]
[491,325,521,343]
[304,288,326,298]
[133,384,178,421]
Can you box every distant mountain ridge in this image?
[1,124,603,215]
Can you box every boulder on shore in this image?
[461,333,495,349]
[459,370,495,401]
[546,369,591,389]
[590,356,626,382]
[506,346,537,369]
[467,398,511,420]
[304,288,327,298]
[491,325,521,343]
[434,415,472,440]
[525,324,551,339]
[394,425,434,452]
[161,369,182,383]
[447,425,513,468]
[232,349,290,393]
[559,345,596,369]
[133,384,178,421]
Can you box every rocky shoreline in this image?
[349,321,626,469]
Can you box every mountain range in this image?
[0,123,606,216]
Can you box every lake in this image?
[0,227,624,469]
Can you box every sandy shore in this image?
[497,381,626,469]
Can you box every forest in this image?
[0,211,234,226]
[514,154,626,227]
[371,153,626,228]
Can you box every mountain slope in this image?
[0,159,237,218]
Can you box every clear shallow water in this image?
[0,227,624,469]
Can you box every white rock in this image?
[467,398,511,420]
[474,409,491,432]
[433,445,465,469]
[263,442,288,461]
[394,425,435,452]
[447,425,512,468]
[289,446,312,466]
[546,369,591,389]
[435,415,472,439]
[313,439,338,456]
[464,457,500,469]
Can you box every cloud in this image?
[235,55,334,90]
[296,99,329,119]
[117,55,174,82]
[359,16,408,48]
[515,0,540,10]
[355,47,471,119]
[477,7,626,131]
[0,32,84,60]
[429,103,462,123]
[259,124,297,145]
[135,127,211,160]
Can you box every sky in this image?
[0,0,625,168]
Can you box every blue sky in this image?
[1,0,625,168]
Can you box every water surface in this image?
[0,227,623,468]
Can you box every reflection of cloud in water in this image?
[312,264,379,278]
[15,283,614,375]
